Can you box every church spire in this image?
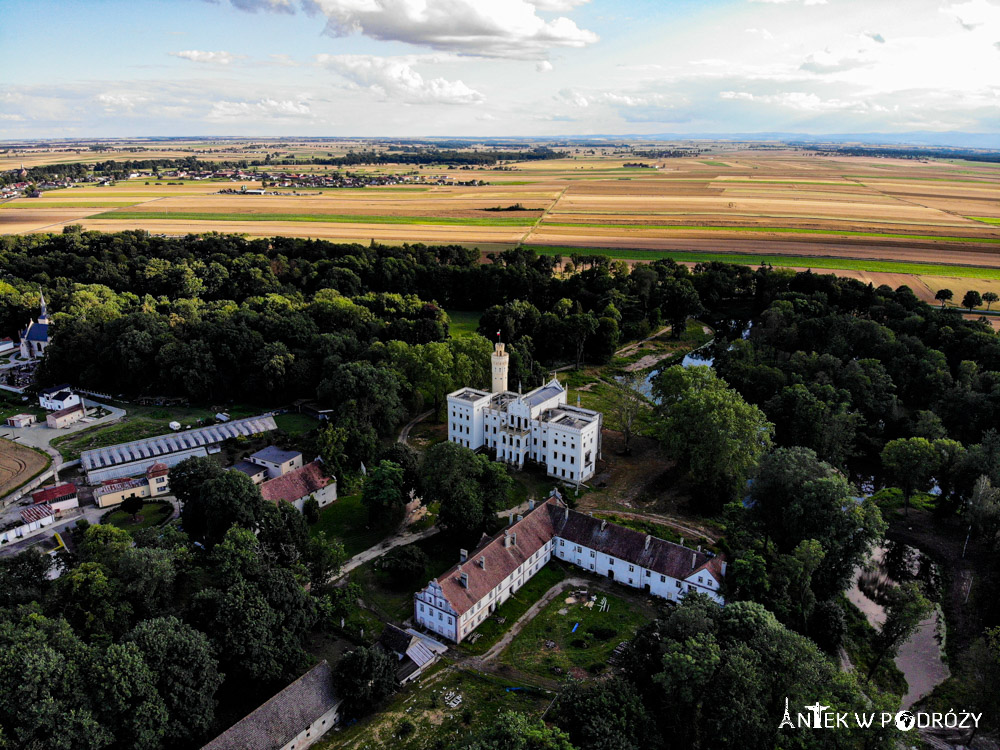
[37,287,49,324]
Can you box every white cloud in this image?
[208,97,312,119]
[261,0,597,59]
[941,0,1000,31]
[865,31,886,43]
[745,28,774,39]
[170,50,239,65]
[536,60,554,72]
[749,0,826,4]
[216,0,295,13]
[96,92,151,112]
[800,53,869,74]
[317,54,485,104]
[555,88,664,108]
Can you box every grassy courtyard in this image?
[318,666,552,750]
[101,501,174,533]
[445,309,484,339]
[499,588,649,680]
[309,493,389,558]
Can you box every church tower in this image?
[37,288,49,325]
[491,341,509,394]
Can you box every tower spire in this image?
[37,287,49,324]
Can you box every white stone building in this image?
[413,493,726,644]
[447,342,603,483]
[19,290,52,359]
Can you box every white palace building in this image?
[446,342,603,484]
[414,492,726,644]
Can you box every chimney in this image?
[720,561,727,576]
[600,519,607,531]
[528,499,535,511]
[479,555,486,569]
[564,506,569,521]
[697,545,702,553]
[691,552,697,569]
[504,531,512,548]
[511,532,518,547]
[508,512,514,526]
[644,535,651,550]
[460,571,469,588]
[459,548,468,563]
[516,514,523,522]
[679,536,684,547]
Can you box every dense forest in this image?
[3,229,1000,747]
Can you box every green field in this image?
[309,493,386,557]
[542,222,1000,244]
[445,309,483,339]
[529,244,1000,280]
[273,412,318,435]
[90,210,538,226]
[101,501,173,533]
[700,161,731,167]
[969,216,1000,225]
[500,589,648,679]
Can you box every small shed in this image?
[6,414,36,428]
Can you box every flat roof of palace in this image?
[81,415,277,471]
[451,388,491,402]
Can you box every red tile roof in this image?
[429,494,725,617]
[260,462,331,505]
[31,483,77,505]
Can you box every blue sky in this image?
[1,0,999,138]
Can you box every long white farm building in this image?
[81,414,277,483]
[414,492,726,644]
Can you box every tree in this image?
[564,312,598,369]
[652,365,773,505]
[881,437,940,516]
[552,678,657,750]
[967,475,1000,549]
[984,291,999,311]
[125,616,223,745]
[963,289,983,311]
[455,711,576,750]
[381,544,429,586]
[608,371,646,455]
[181,470,265,546]
[378,442,420,492]
[934,288,953,307]
[868,582,931,680]
[115,547,179,619]
[361,460,407,525]
[169,455,223,507]
[121,495,144,521]
[302,496,320,525]
[316,423,351,484]
[332,646,397,718]
[53,561,132,641]
[93,642,168,750]
[659,277,705,338]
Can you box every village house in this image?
[414,492,725,644]
[376,625,445,684]
[447,341,602,483]
[38,384,81,412]
[46,402,85,429]
[6,413,36,428]
[248,446,303,479]
[259,461,336,512]
[94,463,170,509]
[231,460,269,484]
[201,660,342,750]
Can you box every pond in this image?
[846,541,950,708]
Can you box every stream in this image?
[845,541,950,708]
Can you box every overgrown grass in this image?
[500,589,648,679]
[309,492,389,558]
[541,222,1000,244]
[529,244,1000,280]
[51,419,173,462]
[841,595,909,697]
[445,309,484,339]
[273,412,318,435]
[91,210,536,226]
[457,563,570,656]
[101,501,173,533]
[870,487,937,514]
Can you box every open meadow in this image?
[4,145,1000,295]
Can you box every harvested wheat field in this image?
[0,439,48,499]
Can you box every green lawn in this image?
[274,412,318,435]
[101,501,173,533]
[315,666,552,750]
[0,394,46,422]
[309,493,389,558]
[90,211,536,227]
[348,534,457,623]
[500,589,648,679]
[458,562,570,656]
[445,309,484,339]
[969,216,1000,225]
[528,245,1000,280]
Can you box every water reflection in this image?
[846,542,949,708]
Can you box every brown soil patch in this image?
[0,438,48,497]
